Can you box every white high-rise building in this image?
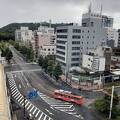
[15,27,34,46]
[56,5,117,73]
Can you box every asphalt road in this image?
[5,46,106,120]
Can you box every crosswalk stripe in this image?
[18,96,23,102]
[48,118,52,120]
[35,110,40,118]
[16,94,21,100]
[38,112,43,120]
[30,106,34,112]
[11,87,16,92]
[12,91,18,97]
[11,85,16,89]
[25,101,29,107]
[14,93,20,98]
[43,115,47,120]
[12,89,17,94]
[20,99,24,104]
[27,104,32,110]
[33,108,37,115]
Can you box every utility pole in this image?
[109,86,114,119]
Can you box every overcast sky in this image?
[0,0,120,28]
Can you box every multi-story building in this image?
[15,27,34,47]
[56,6,115,73]
[34,26,56,57]
[82,45,112,72]
[118,29,120,47]
[105,28,118,48]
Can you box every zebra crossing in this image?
[38,92,84,119]
[7,72,53,120]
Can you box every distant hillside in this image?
[0,22,73,41]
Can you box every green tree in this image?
[42,57,49,72]
[38,55,44,66]
[47,61,54,76]
[53,63,62,81]
[5,48,13,63]
[94,91,119,118]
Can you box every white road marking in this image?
[7,72,53,120]
[12,89,18,94]
[20,99,24,104]
[38,112,43,120]
[33,108,37,115]
[12,91,19,97]
[30,106,34,112]
[18,96,23,102]
[35,110,40,117]
[16,94,21,100]
[25,101,29,107]
[43,115,47,120]
[27,104,32,110]
[14,93,20,98]
[45,109,54,115]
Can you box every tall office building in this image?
[56,5,116,73]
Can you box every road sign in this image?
[27,90,38,100]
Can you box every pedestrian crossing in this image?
[38,92,84,119]
[7,72,53,120]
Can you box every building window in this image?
[71,63,79,67]
[91,22,94,27]
[57,40,66,44]
[87,42,89,44]
[57,35,67,39]
[72,52,80,56]
[72,41,80,44]
[73,29,81,33]
[71,58,80,61]
[72,47,80,50]
[44,49,46,51]
[87,36,89,39]
[72,35,81,39]
[57,29,68,33]
[48,49,50,51]
[88,30,89,33]
[56,50,65,55]
[57,45,65,50]
[56,55,65,60]
[52,49,54,51]
[82,30,84,33]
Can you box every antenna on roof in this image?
[49,19,52,28]
[88,1,92,13]
[100,4,103,16]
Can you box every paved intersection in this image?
[7,72,53,120]
[38,91,84,120]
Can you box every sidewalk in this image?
[12,112,17,120]
[60,75,100,91]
